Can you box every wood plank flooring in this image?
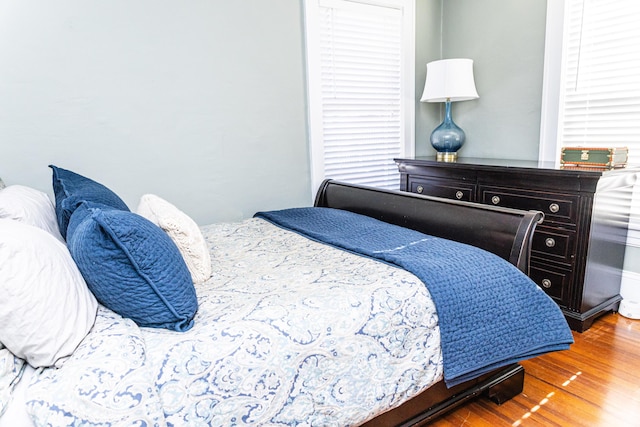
[429,313,640,426]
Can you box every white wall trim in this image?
[303,0,416,195]
[538,0,566,164]
[621,270,640,301]
[303,0,324,198]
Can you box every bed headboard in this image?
[314,179,544,273]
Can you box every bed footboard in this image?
[361,363,525,427]
[314,180,540,425]
[314,179,543,273]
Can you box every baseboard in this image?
[620,270,640,301]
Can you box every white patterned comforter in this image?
[9,218,444,426]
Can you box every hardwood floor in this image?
[429,313,640,426]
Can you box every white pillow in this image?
[0,219,98,368]
[0,185,64,241]
[137,194,212,284]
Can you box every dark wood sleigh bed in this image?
[314,179,543,426]
[1,175,573,427]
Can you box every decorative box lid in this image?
[560,146,628,169]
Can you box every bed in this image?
[0,169,573,426]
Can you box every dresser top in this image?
[395,157,638,177]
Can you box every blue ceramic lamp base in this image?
[431,100,465,162]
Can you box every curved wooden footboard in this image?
[313,180,544,425]
[361,364,525,427]
[314,179,543,274]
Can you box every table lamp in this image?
[420,58,479,161]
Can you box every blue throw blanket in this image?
[255,207,573,387]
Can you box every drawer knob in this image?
[491,195,501,205]
[545,237,556,248]
[541,279,552,289]
[455,191,464,200]
[416,185,424,194]
[549,203,560,213]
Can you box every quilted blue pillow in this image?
[49,165,130,239]
[66,202,198,331]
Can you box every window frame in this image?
[303,0,416,193]
[538,0,566,164]
[539,0,640,250]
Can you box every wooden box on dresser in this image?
[395,157,638,332]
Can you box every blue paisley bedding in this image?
[11,218,445,426]
[0,346,26,416]
[255,207,574,387]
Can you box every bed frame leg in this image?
[395,364,525,427]
[484,363,525,404]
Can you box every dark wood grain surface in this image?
[429,313,640,426]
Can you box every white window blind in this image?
[557,0,640,246]
[305,0,415,192]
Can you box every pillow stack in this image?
[50,165,199,332]
[0,185,97,367]
[0,167,205,367]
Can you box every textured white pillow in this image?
[137,194,212,284]
[0,220,98,368]
[0,185,64,241]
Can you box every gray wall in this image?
[415,0,443,155]
[3,1,637,277]
[0,0,310,224]
[0,0,573,218]
[415,0,547,159]
[425,0,640,278]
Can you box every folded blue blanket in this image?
[255,207,573,387]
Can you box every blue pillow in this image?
[49,165,129,239]
[66,202,198,331]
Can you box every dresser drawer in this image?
[531,227,576,264]
[479,186,579,224]
[396,157,638,331]
[408,177,475,201]
[529,262,570,305]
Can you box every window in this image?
[304,0,415,192]
[540,0,640,247]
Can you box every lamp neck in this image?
[443,99,454,124]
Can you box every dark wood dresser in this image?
[395,157,638,331]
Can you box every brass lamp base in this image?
[436,152,458,162]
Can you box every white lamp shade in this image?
[420,58,479,103]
